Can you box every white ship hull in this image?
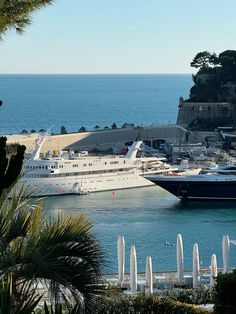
[20,170,153,196]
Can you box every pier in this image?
[6,124,193,153]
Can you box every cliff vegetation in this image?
[188,50,236,103]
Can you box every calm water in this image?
[43,187,236,274]
[1,74,235,273]
[0,74,192,134]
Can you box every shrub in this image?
[160,286,213,305]
[96,294,210,314]
[214,269,236,314]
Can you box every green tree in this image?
[218,50,236,67]
[60,125,67,134]
[0,0,54,38]
[79,126,86,132]
[0,190,106,312]
[190,51,216,69]
[111,122,117,129]
[188,49,236,103]
[94,125,100,131]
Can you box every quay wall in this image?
[6,125,190,153]
[177,101,236,131]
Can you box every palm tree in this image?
[0,187,106,312]
[94,125,100,131]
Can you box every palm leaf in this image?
[0,198,106,311]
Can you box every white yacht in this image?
[18,136,175,196]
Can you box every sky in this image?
[1,0,236,74]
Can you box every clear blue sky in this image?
[1,0,236,74]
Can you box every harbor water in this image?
[43,186,236,274]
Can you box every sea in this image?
[0,74,191,134]
[1,74,236,274]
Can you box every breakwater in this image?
[6,124,189,153]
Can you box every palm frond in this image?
[0,182,106,312]
[0,274,42,314]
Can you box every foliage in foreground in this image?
[158,285,213,305]
[0,274,42,314]
[0,136,25,197]
[213,269,236,314]
[0,0,54,38]
[95,294,210,314]
[0,188,106,313]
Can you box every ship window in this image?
[83,164,87,167]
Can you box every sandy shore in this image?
[5,132,91,152]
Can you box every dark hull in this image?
[149,178,236,200]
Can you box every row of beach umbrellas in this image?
[117,234,233,294]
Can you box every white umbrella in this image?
[193,242,200,288]
[130,245,137,295]
[117,235,125,283]
[177,233,184,283]
[210,253,217,287]
[222,235,230,273]
[145,256,153,294]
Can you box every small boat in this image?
[145,165,236,200]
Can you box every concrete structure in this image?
[6,124,189,153]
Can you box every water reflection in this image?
[171,200,236,211]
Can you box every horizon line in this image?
[0,72,193,75]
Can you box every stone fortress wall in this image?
[176,98,236,131]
